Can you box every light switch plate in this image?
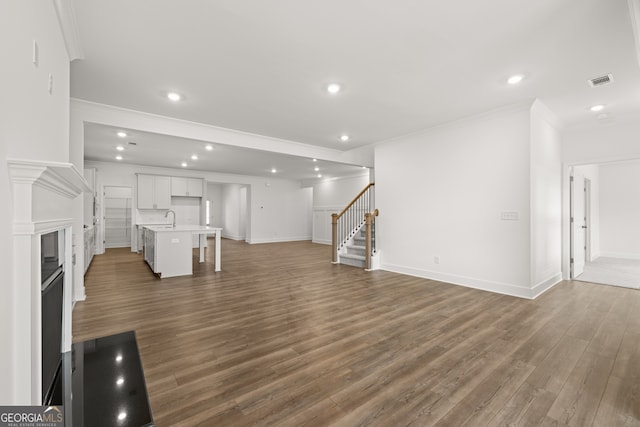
[501,211,519,221]
[32,40,38,66]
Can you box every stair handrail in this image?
[331,183,375,264]
[337,183,374,218]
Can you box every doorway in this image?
[104,186,132,248]
[569,162,640,289]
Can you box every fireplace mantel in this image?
[8,158,90,404]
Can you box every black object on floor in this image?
[68,331,154,427]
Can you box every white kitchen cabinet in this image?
[137,174,171,209]
[142,227,192,277]
[171,177,203,197]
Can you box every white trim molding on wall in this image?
[628,0,640,70]
[53,0,84,61]
[381,263,540,300]
[598,252,640,261]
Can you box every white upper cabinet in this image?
[137,174,171,209]
[171,177,203,197]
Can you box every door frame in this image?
[569,170,575,278]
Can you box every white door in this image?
[571,173,586,277]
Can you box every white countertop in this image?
[143,225,222,233]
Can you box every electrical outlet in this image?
[434,256,440,264]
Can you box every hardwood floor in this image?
[73,239,640,426]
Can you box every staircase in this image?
[339,226,374,268]
[331,183,379,270]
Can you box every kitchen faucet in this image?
[165,210,176,228]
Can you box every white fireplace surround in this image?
[8,159,90,404]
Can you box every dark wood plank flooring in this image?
[73,239,640,426]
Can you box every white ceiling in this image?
[84,123,368,182]
[72,0,640,177]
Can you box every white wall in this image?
[221,183,244,240]
[312,173,370,244]
[250,181,313,244]
[0,1,71,404]
[313,174,370,207]
[563,119,640,164]
[376,105,535,297]
[529,101,563,296]
[599,160,640,259]
[206,182,223,227]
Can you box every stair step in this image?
[346,244,366,256]
[354,237,375,244]
[340,253,366,268]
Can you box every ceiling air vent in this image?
[127,141,137,146]
[588,73,614,87]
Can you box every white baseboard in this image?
[589,251,602,261]
[73,290,86,302]
[380,263,535,299]
[312,239,331,245]
[531,273,563,299]
[598,252,640,261]
[248,236,312,244]
[222,232,246,241]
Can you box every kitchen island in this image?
[143,225,222,278]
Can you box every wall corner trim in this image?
[628,0,640,71]
[53,0,84,61]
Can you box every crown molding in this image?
[53,0,84,61]
[629,0,640,70]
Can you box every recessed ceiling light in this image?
[115,155,123,161]
[181,162,188,167]
[167,92,181,101]
[314,167,319,172]
[191,154,198,160]
[205,145,213,151]
[118,412,127,421]
[116,145,124,151]
[312,158,317,162]
[589,104,605,112]
[327,83,341,94]
[117,131,127,138]
[271,168,277,173]
[507,74,524,85]
[340,134,350,142]
[317,174,322,178]
[116,377,124,386]
[115,355,123,363]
